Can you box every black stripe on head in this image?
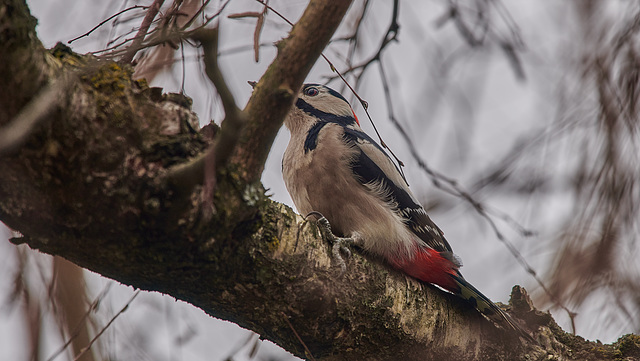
[296,98,357,127]
[300,102,359,153]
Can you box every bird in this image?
[282,83,529,337]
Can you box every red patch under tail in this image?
[390,248,460,292]
[391,248,532,339]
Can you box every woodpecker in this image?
[282,83,528,336]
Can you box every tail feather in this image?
[451,273,532,340]
[392,249,533,341]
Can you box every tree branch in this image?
[121,0,165,64]
[193,27,245,169]
[0,1,638,360]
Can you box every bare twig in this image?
[46,284,112,361]
[133,0,228,81]
[163,24,246,203]
[96,2,227,60]
[342,0,372,68]
[326,0,399,83]
[94,32,145,56]
[72,291,140,361]
[122,0,166,63]
[254,0,291,26]
[192,27,246,204]
[437,0,526,80]
[193,28,242,130]
[68,5,149,44]
[180,0,214,31]
[223,332,259,361]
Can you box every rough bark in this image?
[1,1,639,360]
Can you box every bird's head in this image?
[285,83,360,134]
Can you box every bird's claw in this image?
[330,236,354,274]
[306,212,354,274]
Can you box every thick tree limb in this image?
[0,1,638,360]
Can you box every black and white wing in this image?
[342,127,453,254]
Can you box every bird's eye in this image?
[304,87,319,97]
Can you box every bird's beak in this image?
[248,81,257,89]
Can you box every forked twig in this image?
[68,5,149,44]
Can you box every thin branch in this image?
[228,6,269,63]
[192,27,246,205]
[343,0,372,69]
[122,0,166,63]
[45,284,112,361]
[437,0,526,80]
[193,28,242,127]
[93,33,142,56]
[68,5,149,44]
[180,0,212,31]
[223,332,259,361]
[254,0,292,26]
[96,6,222,60]
[71,291,140,361]
[326,0,399,83]
[161,24,248,204]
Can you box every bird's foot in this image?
[306,212,359,273]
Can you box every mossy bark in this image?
[0,1,638,360]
